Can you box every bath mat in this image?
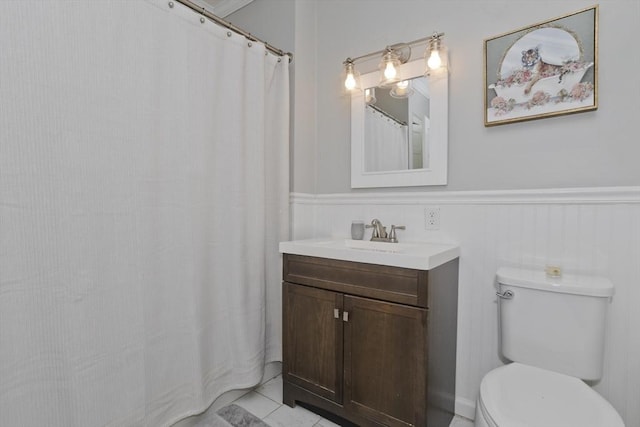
[216,404,270,427]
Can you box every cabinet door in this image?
[283,282,344,403]
[344,295,427,427]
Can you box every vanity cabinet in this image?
[282,254,459,427]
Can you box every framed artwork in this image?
[484,5,598,126]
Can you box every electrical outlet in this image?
[424,207,440,230]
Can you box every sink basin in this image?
[279,238,459,270]
[318,239,407,253]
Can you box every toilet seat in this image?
[478,363,624,427]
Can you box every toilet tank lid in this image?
[497,267,614,297]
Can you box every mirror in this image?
[364,76,429,172]
[351,59,448,188]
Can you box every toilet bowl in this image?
[474,363,624,427]
[474,267,625,427]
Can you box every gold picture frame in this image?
[484,5,598,126]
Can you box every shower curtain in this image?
[0,1,289,426]
[364,106,408,172]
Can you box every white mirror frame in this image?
[351,59,448,188]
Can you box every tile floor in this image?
[229,374,474,427]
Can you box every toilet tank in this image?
[496,267,614,380]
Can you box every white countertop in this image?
[279,238,460,270]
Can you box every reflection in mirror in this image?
[364,76,430,172]
[351,58,448,188]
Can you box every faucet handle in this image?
[389,225,406,243]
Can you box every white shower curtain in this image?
[364,106,408,172]
[0,1,289,426]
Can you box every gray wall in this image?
[232,0,640,194]
[226,0,294,53]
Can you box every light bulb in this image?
[344,72,356,90]
[394,81,408,97]
[390,80,412,98]
[384,61,397,80]
[427,50,442,70]
[343,61,359,92]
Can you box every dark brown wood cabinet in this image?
[283,283,343,403]
[282,254,459,427]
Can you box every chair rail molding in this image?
[290,186,640,206]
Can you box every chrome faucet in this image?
[366,219,405,243]
[366,218,387,240]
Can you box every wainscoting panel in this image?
[289,187,640,426]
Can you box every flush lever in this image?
[496,290,514,300]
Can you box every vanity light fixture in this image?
[378,47,404,87]
[342,32,446,93]
[425,32,447,75]
[343,59,361,92]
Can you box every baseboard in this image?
[261,361,282,384]
[455,396,476,421]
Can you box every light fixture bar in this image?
[342,32,446,95]
[346,32,444,65]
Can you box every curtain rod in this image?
[368,104,407,127]
[172,0,293,63]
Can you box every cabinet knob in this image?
[342,311,349,322]
[334,308,340,319]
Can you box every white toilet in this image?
[474,267,625,427]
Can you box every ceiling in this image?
[189,0,254,17]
